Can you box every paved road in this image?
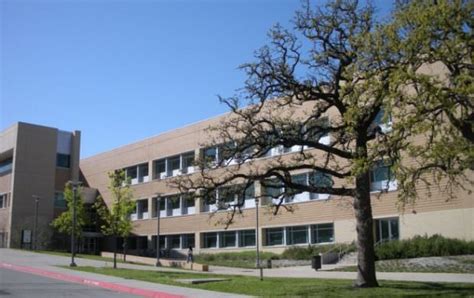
[0,267,137,298]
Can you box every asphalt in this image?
[0,248,473,298]
[0,267,137,298]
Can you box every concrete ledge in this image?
[100,252,209,272]
[176,278,230,284]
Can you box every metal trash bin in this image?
[266,259,272,269]
[312,255,321,270]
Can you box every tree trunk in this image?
[113,236,117,269]
[353,170,378,287]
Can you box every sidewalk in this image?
[0,249,249,298]
[1,248,473,285]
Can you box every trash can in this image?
[266,259,272,269]
[311,255,321,270]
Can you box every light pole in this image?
[155,193,162,267]
[69,180,81,267]
[32,195,40,250]
[255,197,263,281]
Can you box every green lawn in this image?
[66,266,474,297]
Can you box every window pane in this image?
[312,223,334,243]
[0,158,13,174]
[309,172,333,187]
[264,179,283,198]
[169,235,181,249]
[56,154,70,168]
[220,231,236,248]
[155,160,166,174]
[265,228,284,246]
[182,152,195,168]
[204,147,217,162]
[183,194,195,207]
[219,187,235,203]
[239,230,256,247]
[139,164,148,177]
[54,192,67,208]
[390,219,399,240]
[126,166,137,179]
[169,156,180,171]
[183,234,195,248]
[158,198,166,210]
[287,226,308,245]
[203,232,217,248]
[168,196,180,209]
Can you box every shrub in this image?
[375,234,474,260]
[281,243,356,260]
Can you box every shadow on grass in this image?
[380,281,474,296]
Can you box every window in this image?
[183,194,195,208]
[370,160,397,192]
[54,192,66,208]
[203,147,218,166]
[126,166,137,180]
[0,158,13,175]
[220,231,236,248]
[168,235,181,249]
[159,198,166,211]
[264,227,284,246]
[286,226,308,245]
[168,156,180,172]
[311,223,334,244]
[373,108,393,133]
[239,230,255,247]
[0,194,7,209]
[168,196,180,209]
[56,154,70,168]
[203,232,218,248]
[182,234,195,248]
[182,152,195,172]
[375,218,399,243]
[155,159,166,177]
[263,179,284,199]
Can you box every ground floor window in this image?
[203,232,218,248]
[264,227,284,246]
[375,217,399,243]
[220,231,236,248]
[311,223,334,244]
[182,234,195,249]
[286,226,308,245]
[239,230,255,247]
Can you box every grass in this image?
[65,266,474,297]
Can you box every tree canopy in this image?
[51,182,87,238]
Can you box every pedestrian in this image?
[187,246,193,263]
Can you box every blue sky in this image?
[1,0,392,158]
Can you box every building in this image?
[80,110,473,257]
[0,122,81,249]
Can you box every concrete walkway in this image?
[0,249,248,298]
[1,248,473,286]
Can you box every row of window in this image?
[264,223,334,246]
[202,229,256,248]
[124,218,399,251]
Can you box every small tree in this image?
[51,182,87,250]
[94,170,135,269]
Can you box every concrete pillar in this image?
[148,160,154,180]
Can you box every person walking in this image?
[187,246,193,263]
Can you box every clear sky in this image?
[1,0,392,158]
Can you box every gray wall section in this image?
[9,123,58,248]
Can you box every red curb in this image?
[0,262,185,298]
